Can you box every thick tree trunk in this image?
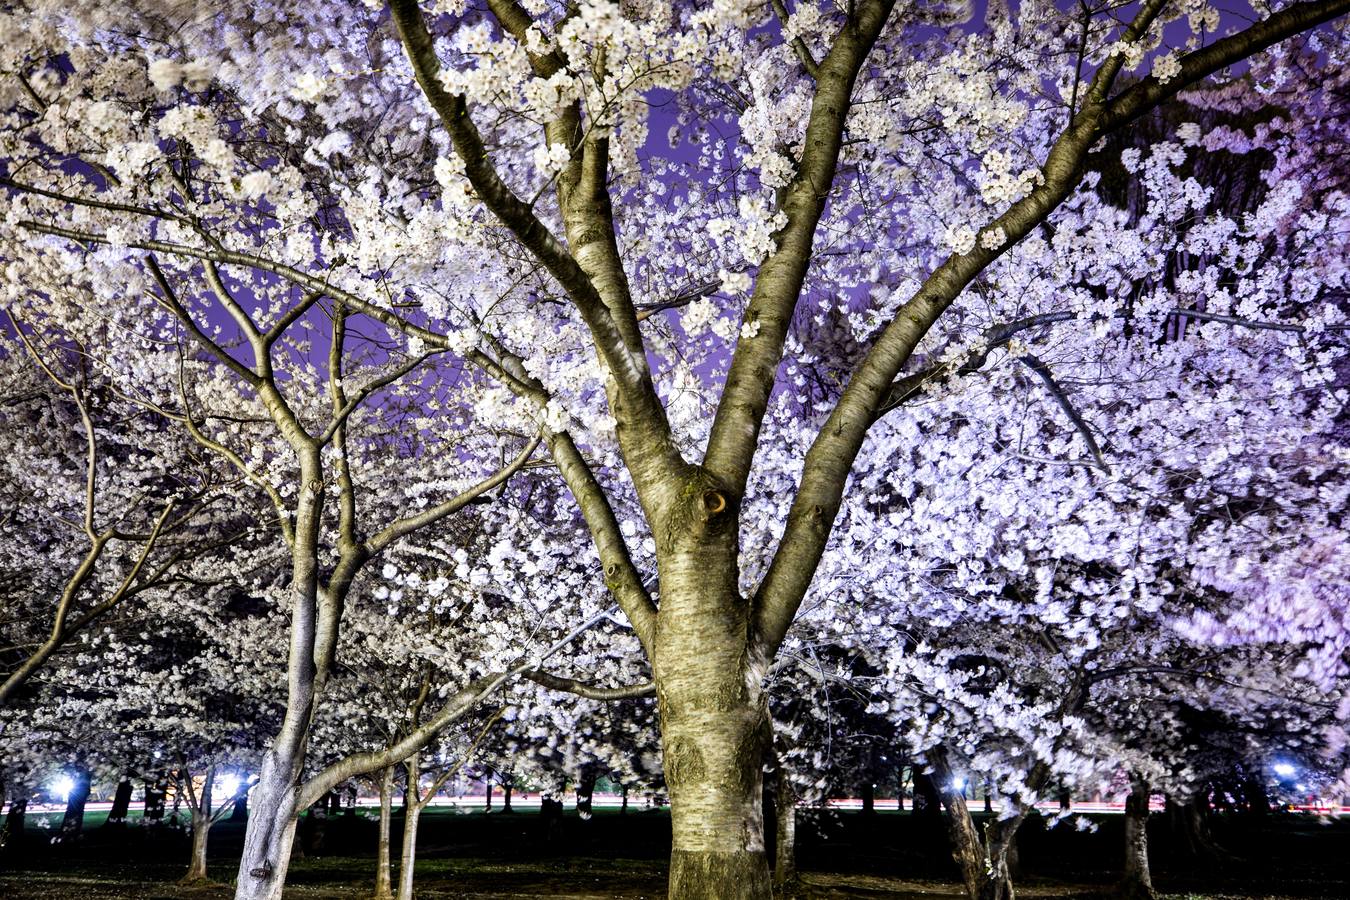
[233,750,303,900]
[976,819,1021,900]
[184,811,212,883]
[912,768,943,821]
[930,749,1020,900]
[1,796,26,849]
[861,779,875,816]
[60,766,90,840]
[1121,777,1155,900]
[108,777,133,825]
[654,559,773,900]
[396,799,423,900]
[1166,789,1225,865]
[374,767,396,900]
[576,767,597,821]
[773,767,797,891]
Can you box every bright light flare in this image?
[952,777,967,790]
[1273,762,1296,777]
[214,774,242,800]
[50,775,75,803]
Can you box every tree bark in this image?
[977,818,1021,900]
[912,768,943,821]
[483,780,492,811]
[144,777,167,823]
[374,767,396,900]
[930,750,1021,900]
[184,810,212,883]
[231,779,249,821]
[233,754,303,900]
[60,765,90,840]
[233,460,326,900]
[576,766,597,821]
[500,776,513,813]
[655,570,773,900]
[773,766,797,891]
[108,777,133,825]
[396,753,425,900]
[1121,777,1156,900]
[1,796,26,850]
[1166,789,1225,865]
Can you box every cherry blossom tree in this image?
[5,3,1350,899]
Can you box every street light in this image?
[50,774,75,803]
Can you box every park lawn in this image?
[2,809,1346,899]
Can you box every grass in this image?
[1,808,1344,899]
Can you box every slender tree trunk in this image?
[861,779,875,816]
[1,796,26,850]
[374,767,396,900]
[1121,777,1156,900]
[60,765,90,840]
[108,777,133,825]
[231,780,249,821]
[184,810,212,882]
[773,766,797,891]
[483,781,492,811]
[397,753,424,900]
[620,783,629,815]
[234,464,327,900]
[654,563,773,900]
[500,777,513,813]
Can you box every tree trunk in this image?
[184,810,212,883]
[576,767,597,821]
[231,779,249,821]
[653,564,773,900]
[396,798,423,900]
[620,783,629,815]
[930,749,1021,900]
[108,777,133,825]
[1166,789,1224,865]
[145,777,167,823]
[500,777,513,813]
[861,779,875,816]
[976,818,1021,900]
[233,457,327,900]
[1121,777,1155,900]
[912,768,943,821]
[483,780,492,811]
[232,748,303,900]
[1,796,26,850]
[374,767,396,900]
[1243,772,1270,818]
[773,767,797,891]
[60,765,90,840]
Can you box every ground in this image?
[1,807,1344,899]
